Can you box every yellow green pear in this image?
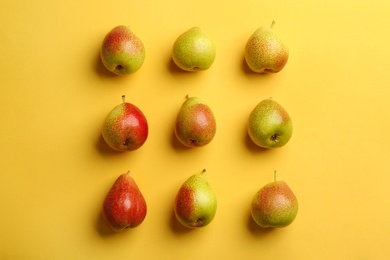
[245,21,289,73]
[172,27,216,71]
[247,98,292,148]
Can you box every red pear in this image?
[102,171,147,232]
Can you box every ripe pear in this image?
[174,169,217,228]
[172,27,216,71]
[251,172,298,228]
[174,96,216,147]
[102,171,147,232]
[245,21,289,73]
[102,95,148,151]
[100,25,145,75]
[247,98,292,148]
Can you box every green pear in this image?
[172,27,216,71]
[100,25,145,75]
[102,95,148,151]
[245,21,289,73]
[174,169,217,228]
[251,172,298,228]
[247,98,292,148]
[175,96,216,147]
[102,171,147,232]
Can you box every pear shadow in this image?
[244,128,270,154]
[169,209,194,235]
[95,212,116,237]
[94,51,119,78]
[247,212,276,237]
[95,134,125,157]
[170,130,193,151]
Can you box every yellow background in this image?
[1,0,389,259]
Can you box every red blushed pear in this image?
[251,171,298,228]
[245,21,289,73]
[100,25,145,75]
[174,96,216,147]
[102,171,147,232]
[174,169,217,228]
[102,95,148,151]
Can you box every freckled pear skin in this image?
[175,97,216,147]
[251,180,298,228]
[102,96,148,151]
[172,27,216,71]
[102,172,147,232]
[245,22,289,73]
[100,25,145,75]
[247,99,292,148]
[174,170,217,228]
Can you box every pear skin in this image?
[100,25,145,75]
[174,169,217,228]
[247,98,292,148]
[245,21,289,73]
[102,96,148,151]
[175,96,216,147]
[251,179,298,228]
[172,27,216,71]
[102,172,147,232]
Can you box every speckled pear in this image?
[172,27,216,71]
[174,169,217,228]
[245,21,289,73]
[100,25,145,75]
[247,98,292,148]
[174,96,216,147]
[102,95,148,151]
[102,171,147,232]
[251,173,298,228]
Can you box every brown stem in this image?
[122,95,126,103]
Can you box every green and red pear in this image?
[102,95,148,151]
[174,169,217,228]
[251,172,298,228]
[102,171,147,232]
[100,25,145,75]
[174,96,216,147]
[245,21,289,73]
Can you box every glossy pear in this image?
[102,171,147,232]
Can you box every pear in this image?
[244,21,289,73]
[100,25,145,75]
[172,27,216,71]
[247,98,292,148]
[251,172,298,228]
[102,171,147,232]
[102,95,148,151]
[174,169,217,228]
[174,96,216,147]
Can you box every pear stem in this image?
[185,94,190,100]
[201,169,206,174]
[274,170,278,182]
[270,20,275,29]
[122,95,126,103]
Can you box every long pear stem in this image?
[122,95,126,103]
[274,170,278,182]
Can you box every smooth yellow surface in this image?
[1,1,390,259]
